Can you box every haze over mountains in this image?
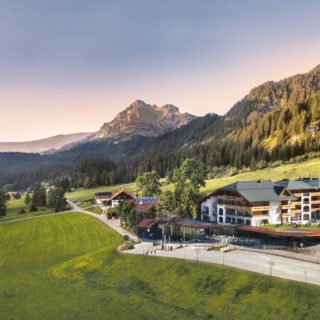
[0,133,92,154]
[0,100,196,153]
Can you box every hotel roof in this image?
[276,179,314,190]
[222,180,285,202]
[299,177,320,189]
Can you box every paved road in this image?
[68,201,138,240]
[129,242,320,286]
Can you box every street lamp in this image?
[195,248,200,262]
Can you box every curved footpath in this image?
[67,201,138,241]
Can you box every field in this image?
[1,213,320,320]
[66,182,137,201]
[3,195,55,222]
[65,158,320,202]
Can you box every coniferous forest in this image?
[2,65,320,190]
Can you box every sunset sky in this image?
[1,0,320,141]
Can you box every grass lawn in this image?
[66,182,137,202]
[86,206,103,214]
[0,213,320,320]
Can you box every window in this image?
[303,206,310,212]
[219,208,224,216]
[303,214,310,221]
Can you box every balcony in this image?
[281,204,295,209]
[252,215,270,220]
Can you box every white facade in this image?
[111,199,120,208]
[200,196,218,222]
[200,196,281,227]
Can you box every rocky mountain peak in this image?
[91,100,196,141]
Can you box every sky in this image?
[1,0,320,142]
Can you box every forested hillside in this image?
[1,65,320,190]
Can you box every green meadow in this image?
[200,158,320,194]
[0,212,320,320]
[3,195,55,222]
[66,182,137,202]
[66,158,320,202]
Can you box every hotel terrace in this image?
[200,178,320,227]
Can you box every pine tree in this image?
[0,189,7,218]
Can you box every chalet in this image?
[200,180,295,227]
[200,178,320,227]
[95,192,112,204]
[277,178,320,223]
[110,189,136,208]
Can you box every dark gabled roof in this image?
[95,192,112,197]
[222,180,284,202]
[276,179,314,191]
[110,189,136,201]
[137,219,156,229]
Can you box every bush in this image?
[30,204,38,212]
[123,235,129,241]
[18,208,26,214]
[121,241,135,251]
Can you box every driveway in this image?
[128,242,320,286]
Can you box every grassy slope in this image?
[200,158,320,194]
[0,213,320,320]
[66,182,137,201]
[66,158,320,202]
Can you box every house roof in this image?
[238,226,320,238]
[222,180,285,202]
[136,202,157,213]
[136,197,158,204]
[95,192,112,198]
[175,220,217,229]
[110,189,136,201]
[137,219,156,229]
[276,179,314,191]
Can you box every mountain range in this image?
[1,64,320,190]
[0,133,92,154]
[0,100,196,153]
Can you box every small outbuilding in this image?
[95,192,113,204]
[137,219,162,240]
